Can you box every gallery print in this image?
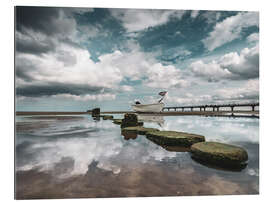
[15,6,259,199]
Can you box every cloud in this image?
[190,10,200,19]
[191,44,259,81]
[16,7,77,38]
[110,9,186,32]
[97,48,189,89]
[202,12,259,51]
[166,93,212,105]
[247,32,259,43]
[52,93,116,101]
[166,79,259,105]
[144,63,189,89]
[213,79,259,102]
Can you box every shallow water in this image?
[15,114,259,199]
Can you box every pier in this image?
[16,102,259,118]
[162,102,259,112]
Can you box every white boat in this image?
[132,103,165,113]
[131,91,167,113]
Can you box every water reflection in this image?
[190,155,247,172]
[15,114,259,198]
[137,114,165,127]
[121,130,138,140]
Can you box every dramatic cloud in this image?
[15,7,259,110]
[202,12,259,51]
[110,9,186,32]
[16,7,77,37]
[97,49,189,89]
[191,44,259,81]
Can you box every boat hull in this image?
[131,103,164,113]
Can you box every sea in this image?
[15,114,259,199]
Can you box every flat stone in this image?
[112,119,123,125]
[146,130,205,147]
[121,126,159,135]
[190,142,248,168]
[120,121,144,129]
[102,115,114,120]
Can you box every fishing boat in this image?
[131,91,167,113]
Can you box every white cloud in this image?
[202,12,259,51]
[97,49,189,89]
[191,10,200,19]
[110,9,186,32]
[16,43,123,89]
[247,32,259,43]
[52,93,116,101]
[144,63,189,89]
[214,79,259,102]
[166,93,212,105]
[190,60,232,81]
[191,44,259,81]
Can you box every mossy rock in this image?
[120,121,143,129]
[121,126,159,135]
[102,115,114,120]
[190,142,248,168]
[112,119,123,125]
[123,113,138,122]
[146,130,205,147]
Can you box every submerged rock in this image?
[146,131,205,147]
[112,119,123,125]
[121,126,159,135]
[102,115,114,120]
[190,142,248,168]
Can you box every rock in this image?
[146,130,205,147]
[121,126,159,135]
[102,115,114,120]
[112,119,123,125]
[120,113,143,128]
[91,108,100,117]
[190,142,248,168]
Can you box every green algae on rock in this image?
[146,130,205,147]
[121,126,159,135]
[112,119,123,125]
[190,142,248,168]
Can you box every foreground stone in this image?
[120,113,143,128]
[121,126,159,135]
[112,119,123,125]
[190,142,248,168]
[102,115,114,120]
[146,131,205,147]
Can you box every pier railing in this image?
[162,102,259,112]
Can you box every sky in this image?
[15,7,259,111]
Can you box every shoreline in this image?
[16,110,259,117]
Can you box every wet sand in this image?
[15,160,257,199]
